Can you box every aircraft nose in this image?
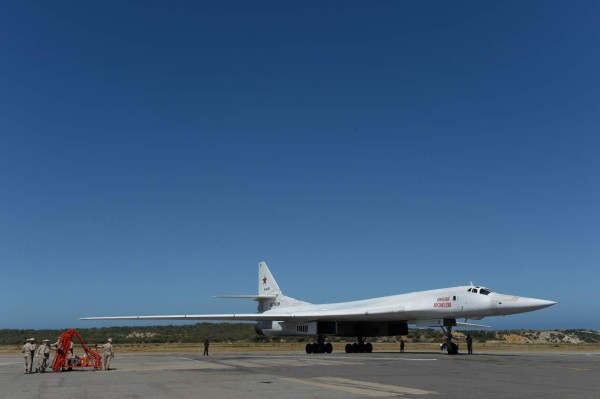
[492,294,556,315]
[517,297,557,311]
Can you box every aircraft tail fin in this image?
[259,261,281,296]
[257,261,311,311]
[216,261,311,313]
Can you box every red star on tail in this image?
[262,276,267,284]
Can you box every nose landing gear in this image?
[441,324,459,355]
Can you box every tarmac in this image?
[1,350,599,399]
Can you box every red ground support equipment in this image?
[51,329,102,372]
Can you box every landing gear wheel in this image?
[345,336,372,354]
[306,336,333,354]
[441,322,459,355]
[311,343,319,353]
[305,343,313,354]
[448,343,459,355]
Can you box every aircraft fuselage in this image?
[255,285,555,337]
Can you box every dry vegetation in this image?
[2,325,598,354]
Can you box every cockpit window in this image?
[469,286,493,294]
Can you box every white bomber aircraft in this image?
[82,262,556,354]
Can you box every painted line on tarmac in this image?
[220,360,266,368]
[341,356,437,361]
[316,377,436,395]
[540,365,590,371]
[280,377,436,397]
[230,354,436,362]
[216,356,363,368]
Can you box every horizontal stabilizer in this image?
[213,295,277,300]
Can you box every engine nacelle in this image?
[254,320,408,337]
[254,321,285,336]
[255,321,318,336]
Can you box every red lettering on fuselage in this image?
[434,296,452,308]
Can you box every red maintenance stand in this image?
[51,329,102,372]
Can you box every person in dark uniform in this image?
[400,339,405,353]
[203,338,209,356]
[466,334,473,354]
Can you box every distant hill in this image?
[1,324,598,345]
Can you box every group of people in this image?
[20,337,114,374]
[20,338,50,374]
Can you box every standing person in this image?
[36,340,51,373]
[50,337,60,350]
[98,338,114,370]
[466,334,473,355]
[400,339,405,353]
[203,338,209,356]
[66,340,74,367]
[49,336,61,367]
[21,338,36,374]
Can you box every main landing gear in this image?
[305,335,333,354]
[344,337,373,353]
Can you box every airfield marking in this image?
[107,354,364,370]
[219,358,361,368]
[540,365,590,371]
[228,354,436,362]
[317,377,437,395]
[220,360,267,368]
[106,355,234,371]
[341,356,437,361]
[280,377,437,397]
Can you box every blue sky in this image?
[1,1,598,330]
